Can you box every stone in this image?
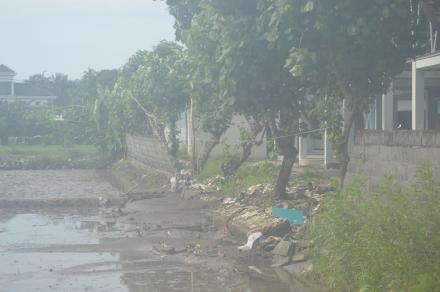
[292,253,308,263]
[271,240,295,267]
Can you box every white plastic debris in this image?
[237,232,263,251]
[170,176,178,192]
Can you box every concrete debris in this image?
[261,236,282,252]
[292,253,308,263]
[238,232,263,251]
[271,239,296,267]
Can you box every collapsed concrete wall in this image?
[347,130,440,184]
[125,134,175,175]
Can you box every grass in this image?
[0,144,105,170]
[0,145,98,157]
[198,158,224,179]
[310,164,440,291]
[199,159,280,197]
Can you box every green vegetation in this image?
[199,159,279,196]
[0,145,98,156]
[219,162,280,196]
[0,145,105,170]
[311,165,440,291]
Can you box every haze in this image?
[0,0,175,80]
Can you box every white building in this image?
[0,64,57,106]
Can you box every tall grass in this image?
[311,164,440,291]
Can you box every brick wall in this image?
[125,134,175,175]
[347,130,440,184]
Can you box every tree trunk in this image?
[274,139,297,198]
[339,108,355,187]
[222,120,265,176]
[198,137,220,171]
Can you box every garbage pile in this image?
[213,181,334,268]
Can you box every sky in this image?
[0,0,175,80]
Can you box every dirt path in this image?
[0,170,308,292]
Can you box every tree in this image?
[113,41,189,158]
[163,0,309,196]
[265,0,424,183]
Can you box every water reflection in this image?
[0,214,311,292]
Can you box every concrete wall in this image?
[178,114,267,161]
[347,130,440,184]
[125,134,175,175]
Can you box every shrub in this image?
[311,164,440,291]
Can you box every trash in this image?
[239,210,259,220]
[248,266,263,274]
[222,197,236,205]
[191,183,207,191]
[262,219,291,237]
[237,232,263,251]
[272,207,305,225]
[170,176,178,192]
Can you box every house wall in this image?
[178,114,267,161]
[347,130,440,185]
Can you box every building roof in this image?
[0,64,15,74]
[15,83,54,96]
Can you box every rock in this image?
[261,236,282,252]
[292,253,308,263]
[271,239,295,267]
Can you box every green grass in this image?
[200,160,279,196]
[0,145,98,157]
[310,164,440,291]
[198,158,224,179]
[0,144,104,170]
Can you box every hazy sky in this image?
[0,0,175,80]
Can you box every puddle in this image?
[0,214,100,248]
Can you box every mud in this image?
[0,170,314,292]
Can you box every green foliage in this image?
[198,158,224,179]
[218,162,279,196]
[0,145,106,170]
[112,41,189,158]
[311,165,440,291]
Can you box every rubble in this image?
[271,239,296,267]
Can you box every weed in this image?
[311,164,440,291]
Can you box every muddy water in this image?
[0,170,298,292]
[0,213,290,292]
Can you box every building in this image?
[0,64,57,106]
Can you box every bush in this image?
[311,164,440,291]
